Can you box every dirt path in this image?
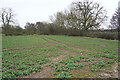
[24,37,72,78]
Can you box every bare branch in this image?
[0,8,15,27]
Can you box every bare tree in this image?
[0,8,15,27]
[71,0,107,30]
[109,8,120,31]
[50,0,107,31]
[0,8,17,36]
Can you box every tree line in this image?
[0,0,119,40]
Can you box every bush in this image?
[82,31,118,40]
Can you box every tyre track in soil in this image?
[44,36,118,78]
[24,36,74,78]
[2,44,47,52]
[24,36,118,78]
[44,36,89,57]
[41,37,73,54]
[45,36,89,52]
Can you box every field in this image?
[2,35,119,78]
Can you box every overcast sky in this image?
[0,0,119,28]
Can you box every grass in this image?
[2,35,119,78]
[2,35,47,48]
[46,35,118,53]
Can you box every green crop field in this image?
[2,35,119,78]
